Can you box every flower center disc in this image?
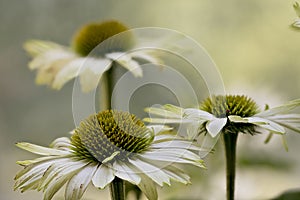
[72,20,135,56]
[71,110,154,163]
[201,95,259,134]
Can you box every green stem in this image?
[103,66,126,200]
[110,177,125,200]
[104,67,114,110]
[223,132,238,200]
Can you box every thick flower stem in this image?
[110,177,125,200]
[223,132,238,200]
[105,66,114,110]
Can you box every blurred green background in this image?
[1,0,300,199]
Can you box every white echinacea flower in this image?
[145,95,300,144]
[24,20,161,92]
[14,110,204,200]
[291,2,300,29]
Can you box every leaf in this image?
[271,188,300,200]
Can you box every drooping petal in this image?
[294,2,300,18]
[16,142,69,156]
[24,40,67,57]
[140,152,204,168]
[228,115,249,123]
[163,104,184,116]
[145,107,182,119]
[39,158,86,190]
[92,164,115,189]
[148,162,190,185]
[128,158,170,186]
[292,19,300,29]
[143,117,189,124]
[256,99,300,117]
[137,174,158,200]
[151,139,201,151]
[49,137,71,150]
[183,108,215,121]
[146,125,173,135]
[43,161,86,200]
[65,163,98,200]
[29,49,75,70]
[106,52,143,77]
[206,117,227,137]
[35,58,72,85]
[144,148,202,163]
[113,161,141,185]
[79,58,112,92]
[130,51,162,65]
[52,58,85,89]
[246,117,285,134]
[199,134,220,158]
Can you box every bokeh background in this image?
[1,0,300,199]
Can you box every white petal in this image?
[206,118,227,137]
[29,49,75,70]
[106,52,143,77]
[294,2,300,17]
[144,148,201,162]
[163,104,185,114]
[43,161,86,200]
[79,58,112,92]
[186,122,201,140]
[15,165,46,190]
[130,51,162,65]
[228,115,248,123]
[161,165,190,184]
[24,40,66,57]
[16,142,69,156]
[151,140,200,151]
[92,164,114,189]
[49,137,71,150]
[246,117,286,134]
[65,163,98,200]
[40,158,85,190]
[35,59,71,86]
[146,125,173,135]
[140,152,204,168]
[137,174,158,200]
[128,158,170,186]
[15,158,62,181]
[145,107,182,119]
[183,108,214,121]
[113,161,141,185]
[52,58,84,89]
[256,99,300,117]
[102,151,120,163]
[143,117,190,124]
[199,134,220,158]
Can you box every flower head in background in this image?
[291,2,300,29]
[24,20,161,92]
[14,110,204,200]
[145,95,300,148]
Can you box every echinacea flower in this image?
[291,2,300,29]
[145,95,300,140]
[24,20,161,92]
[145,95,300,200]
[14,110,204,200]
